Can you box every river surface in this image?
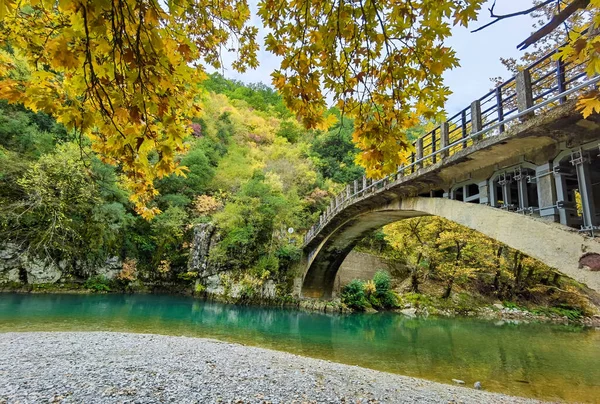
[0,293,599,402]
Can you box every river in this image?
[0,293,598,402]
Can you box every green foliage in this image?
[202,73,292,118]
[399,292,434,308]
[178,271,199,282]
[157,147,214,203]
[532,306,584,321]
[276,120,303,143]
[0,101,67,157]
[84,276,112,292]
[341,279,369,312]
[150,206,188,266]
[1,143,128,262]
[252,255,279,279]
[310,115,364,184]
[275,244,302,272]
[212,172,291,272]
[372,271,398,309]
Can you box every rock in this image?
[21,255,62,284]
[0,243,22,284]
[261,279,276,299]
[452,379,465,385]
[493,303,504,310]
[95,256,122,279]
[188,223,220,277]
[474,381,482,390]
[400,308,417,318]
[204,274,223,295]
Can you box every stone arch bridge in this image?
[301,46,600,298]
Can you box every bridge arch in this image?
[302,197,600,298]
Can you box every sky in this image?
[213,0,540,116]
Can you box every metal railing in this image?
[303,39,600,247]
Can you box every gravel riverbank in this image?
[0,332,542,403]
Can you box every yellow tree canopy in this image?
[0,0,598,216]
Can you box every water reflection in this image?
[1,293,598,402]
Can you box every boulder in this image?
[0,243,22,284]
[400,308,417,318]
[96,256,122,279]
[204,274,223,295]
[21,255,62,284]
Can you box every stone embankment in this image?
[0,332,543,404]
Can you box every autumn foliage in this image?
[0,0,599,216]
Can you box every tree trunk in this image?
[493,245,504,293]
[442,277,454,299]
[410,253,422,293]
[410,267,419,293]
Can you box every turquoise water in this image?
[0,293,599,402]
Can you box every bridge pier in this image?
[536,162,559,221]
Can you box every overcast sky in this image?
[213,0,540,116]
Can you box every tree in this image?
[0,143,129,262]
[0,0,259,217]
[1,0,598,217]
[0,0,486,216]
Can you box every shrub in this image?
[117,258,137,281]
[364,279,376,296]
[373,271,391,294]
[372,270,397,309]
[341,279,369,311]
[84,276,112,292]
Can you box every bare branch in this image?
[518,0,590,50]
[471,0,556,33]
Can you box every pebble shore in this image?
[0,332,543,403]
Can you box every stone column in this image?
[416,137,424,169]
[554,167,572,226]
[516,69,534,121]
[440,122,450,159]
[536,163,559,222]
[515,168,529,211]
[575,153,599,228]
[499,173,512,208]
[478,180,490,205]
[471,100,482,141]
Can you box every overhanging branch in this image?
[517,0,590,50]
[471,0,556,33]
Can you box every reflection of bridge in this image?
[301,45,600,298]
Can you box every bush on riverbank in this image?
[341,271,398,312]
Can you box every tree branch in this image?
[471,0,556,33]
[517,0,590,50]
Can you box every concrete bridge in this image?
[301,46,600,298]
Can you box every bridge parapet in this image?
[303,37,600,248]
